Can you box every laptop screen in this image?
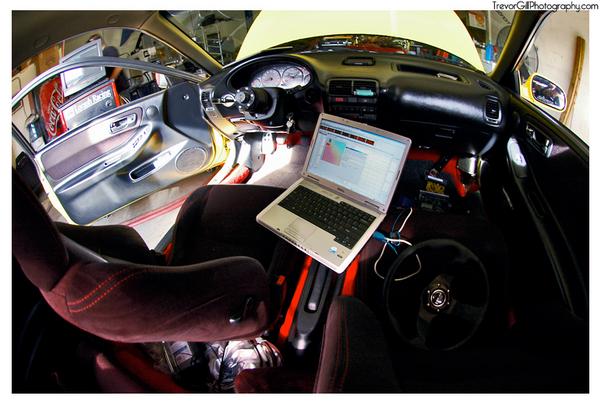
[306,118,409,206]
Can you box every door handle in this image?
[525,123,553,157]
[110,113,137,134]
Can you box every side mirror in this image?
[525,74,567,112]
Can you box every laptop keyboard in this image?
[278,185,376,248]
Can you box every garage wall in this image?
[533,11,589,143]
[490,10,515,46]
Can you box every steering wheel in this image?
[384,239,489,351]
[233,86,287,124]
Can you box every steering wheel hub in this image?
[234,86,272,115]
[427,286,451,312]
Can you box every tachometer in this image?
[301,68,311,86]
[281,66,304,88]
[259,68,281,87]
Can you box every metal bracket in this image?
[261,132,276,155]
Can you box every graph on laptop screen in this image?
[306,119,407,205]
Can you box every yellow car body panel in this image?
[237,10,484,71]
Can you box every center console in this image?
[326,79,378,122]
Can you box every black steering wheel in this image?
[384,239,489,351]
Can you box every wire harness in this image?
[373,207,422,281]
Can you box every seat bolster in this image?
[12,170,69,291]
[42,256,270,343]
[169,184,283,267]
[314,296,399,393]
[55,222,161,265]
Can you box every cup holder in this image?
[383,239,489,351]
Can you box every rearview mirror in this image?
[525,74,567,112]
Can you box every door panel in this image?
[39,108,143,180]
[506,93,588,316]
[34,82,217,224]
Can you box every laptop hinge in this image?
[363,200,380,210]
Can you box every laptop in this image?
[256,113,411,273]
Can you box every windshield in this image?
[272,34,475,69]
[164,10,516,72]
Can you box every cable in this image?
[373,239,421,281]
[389,207,413,245]
[385,237,415,244]
[373,207,421,282]
[392,253,422,281]
[387,242,398,255]
[389,209,405,237]
[373,242,388,279]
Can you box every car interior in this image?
[12,10,588,393]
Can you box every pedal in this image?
[261,132,276,154]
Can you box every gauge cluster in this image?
[249,63,312,90]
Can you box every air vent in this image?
[397,64,460,81]
[478,80,492,90]
[328,80,353,96]
[328,79,378,97]
[484,97,501,124]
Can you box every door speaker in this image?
[175,147,208,173]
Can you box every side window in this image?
[516,11,589,144]
[12,28,208,154]
[164,11,260,65]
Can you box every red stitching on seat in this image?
[66,268,131,305]
[69,270,147,313]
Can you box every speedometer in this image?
[260,68,281,87]
[281,66,304,88]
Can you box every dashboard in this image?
[200,51,509,156]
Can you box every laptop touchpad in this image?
[284,219,315,241]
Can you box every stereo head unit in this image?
[326,78,378,122]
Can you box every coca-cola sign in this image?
[39,77,66,140]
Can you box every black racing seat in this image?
[234,296,399,393]
[12,169,285,344]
